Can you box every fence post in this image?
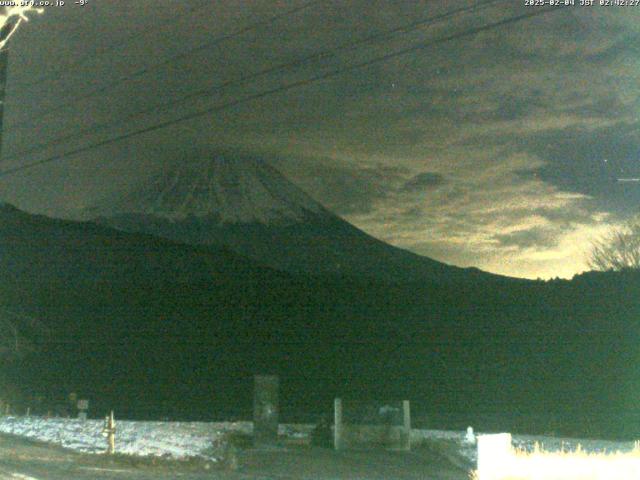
[334,398,343,451]
[253,375,279,447]
[102,411,116,455]
[77,399,89,421]
[402,400,411,450]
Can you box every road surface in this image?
[0,433,470,479]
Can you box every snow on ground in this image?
[0,416,253,459]
[412,428,640,465]
[0,415,636,467]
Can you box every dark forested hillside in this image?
[1,204,639,439]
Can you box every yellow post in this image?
[102,411,116,454]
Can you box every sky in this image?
[0,0,638,280]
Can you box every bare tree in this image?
[589,217,640,272]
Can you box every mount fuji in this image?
[89,154,494,283]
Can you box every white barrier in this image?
[476,433,513,479]
[474,433,640,480]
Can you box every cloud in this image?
[272,155,410,216]
[401,172,445,192]
[493,227,559,250]
[335,149,616,279]
[3,3,640,279]
[515,126,640,213]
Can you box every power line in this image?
[3,0,506,163]
[21,0,211,90]
[7,0,324,128]
[0,5,566,179]
[2,5,563,175]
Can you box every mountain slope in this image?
[0,202,273,288]
[90,154,499,283]
[1,203,639,439]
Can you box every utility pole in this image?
[0,15,19,162]
[0,22,14,161]
[0,8,43,161]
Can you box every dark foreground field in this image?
[0,433,469,480]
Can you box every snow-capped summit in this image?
[91,152,496,283]
[95,154,326,225]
